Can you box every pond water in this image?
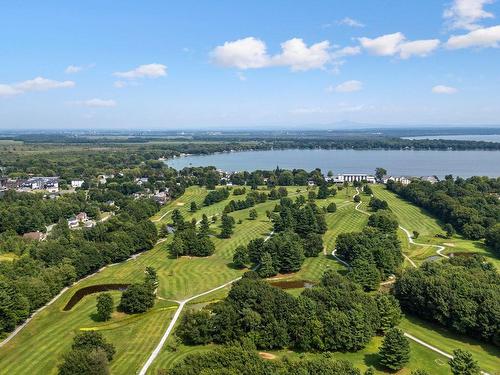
[63,283,129,311]
[165,149,500,178]
[268,280,315,289]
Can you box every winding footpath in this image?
[138,230,274,375]
[334,188,490,375]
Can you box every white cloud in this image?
[0,77,75,97]
[444,0,494,30]
[359,32,440,58]
[359,32,406,56]
[211,37,331,71]
[335,80,363,92]
[446,25,500,48]
[113,63,167,79]
[331,46,361,59]
[398,39,441,58]
[432,85,458,94]
[237,72,247,81]
[65,65,83,74]
[337,17,365,28]
[114,80,127,88]
[211,37,269,69]
[82,98,117,107]
[272,38,331,71]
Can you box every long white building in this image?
[334,173,376,183]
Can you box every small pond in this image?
[63,283,129,311]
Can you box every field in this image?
[1,184,498,375]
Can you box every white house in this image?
[335,174,376,183]
[71,180,85,188]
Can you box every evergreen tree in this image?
[258,252,276,278]
[233,245,249,269]
[364,367,375,375]
[220,213,235,238]
[171,209,185,230]
[375,293,402,333]
[169,235,185,258]
[378,328,410,370]
[96,293,113,321]
[411,370,430,375]
[317,183,330,199]
[247,238,265,263]
[449,349,480,375]
[198,214,210,238]
[190,201,198,212]
[303,233,323,257]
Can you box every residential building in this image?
[71,179,85,188]
[334,174,376,183]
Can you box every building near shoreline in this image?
[334,174,376,183]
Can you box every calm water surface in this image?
[165,149,500,178]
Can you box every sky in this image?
[1,0,500,130]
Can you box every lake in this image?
[165,149,500,178]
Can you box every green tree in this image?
[249,209,258,220]
[411,370,430,375]
[233,246,249,269]
[58,349,109,375]
[412,230,419,239]
[199,214,210,238]
[169,235,185,258]
[353,195,361,203]
[364,367,375,375]
[444,223,455,238]
[258,252,276,278]
[375,293,402,333]
[190,201,198,212]
[119,283,155,314]
[485,223,500,255]
[375,167,387,181]
[348,258,381,291]
[71,331,115,361]
[378,328,410,370]
[449,349,480,375]
[171,209,185,230]
[220,213,235,239]
[326,202,337,213]
[96,293,113,321]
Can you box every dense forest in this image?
[387,176,500,248]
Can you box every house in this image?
[19,177,59,192]
[382,175,412,185]
[68,212,89,228]
[421,176,439,184]
[135,177,149,185]
[71,179,85,188]
[23,231,46,241]
[153,191,170,205]
[97,174,114,185]
[335,174,376,183]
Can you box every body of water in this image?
[404,134,500,142]
[165,149,500,178]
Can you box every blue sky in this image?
[1,0,500,130]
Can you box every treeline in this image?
[176,271,401,352]
[336,210,403,291]
[203,188,230,205]
[387,176,500,244]
[223,191,268,213]
[0,199,158,337]
[395,255,500,346]
[166,346,361,375]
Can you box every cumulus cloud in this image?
[337,17,365,27]
[113,63,167,79]
[0,77,75,97]
[211,37,331,71]
[444,0,495,30]
[334,80,363,92]
[446,25,500,48]
[432,85,458,94]
[359,32,440,58]
[272,38,331,71]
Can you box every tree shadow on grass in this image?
[363,353,387,372]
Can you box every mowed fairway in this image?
[0,186,308,374]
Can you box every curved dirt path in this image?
[138,231,274,375]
